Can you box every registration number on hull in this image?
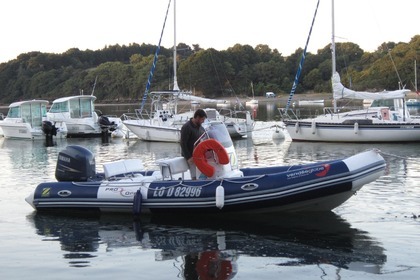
[152,186,202,198]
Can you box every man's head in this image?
[193,109,207,126]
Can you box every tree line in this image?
[0,35,418,105]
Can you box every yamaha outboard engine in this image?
[55,145,96,182]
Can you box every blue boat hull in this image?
[27,150,385,214]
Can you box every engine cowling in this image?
[55,145,96,182]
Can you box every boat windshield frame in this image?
[199,121,233,148]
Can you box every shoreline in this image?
[1,92,418,109]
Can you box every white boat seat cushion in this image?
[123,159,144,174]
[157,157,189,179]
[103,159,144,179]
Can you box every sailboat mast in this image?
[331,0,336,74]
[415,60,418,93]
[172,0,179,91]
[331,0,337,112]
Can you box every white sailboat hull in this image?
[281,0,416,143]
[285,117,420,142]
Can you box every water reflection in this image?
[0,138,56,176]
[28,212,386,276]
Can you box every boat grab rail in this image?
[121,109,153,121]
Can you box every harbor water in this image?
[0,102,419,279]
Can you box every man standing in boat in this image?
[180,109,207,180]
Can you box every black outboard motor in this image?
[98,114,117,143]
[98,115,117,132]
[55,145,96,182]
[42,120,58,147]
[42,120,58,136]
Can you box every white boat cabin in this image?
[48,95,97,121]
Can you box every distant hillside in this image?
[0,35,418,105]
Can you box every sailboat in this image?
[279,0,420,143]
[246,82,258,105]
[123,0,253,142]
[406,60,419,106]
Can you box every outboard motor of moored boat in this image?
[55,145,96,182]
[98,113,117,132]
[42,120,58,136]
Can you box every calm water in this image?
[0,103,420,279]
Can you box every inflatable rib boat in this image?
[25,121,386,215]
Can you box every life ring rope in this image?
[193,139,230,177]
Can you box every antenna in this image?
[91,75,98,96]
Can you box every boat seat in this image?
[156,157,189,180]
[103,159,144,179]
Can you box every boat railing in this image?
[278,107,323,120]
[121,108,153,121]
[279,106,367,121]
[218,108,251,122]
[323,106,362,115]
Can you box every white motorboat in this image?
[406,98,420,106]
[0,100,67,140]
[123,98,254,142]
[0,113,4,137]
[297,100,324,106]
[47,95,123,138]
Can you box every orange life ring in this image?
[193,139,230,177]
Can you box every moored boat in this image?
[47,95,124,138]
[406,98,420,106]
[122,0,253,142]
[297,99,324,106]
[0,100,67,140]
[281,73,419,142]
[25,121,385,215]
[279,0,419,143]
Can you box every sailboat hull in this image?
[285,119,420,142]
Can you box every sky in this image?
[1,0,419,64]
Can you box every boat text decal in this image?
[104,187,137,197]
[152,186,202,198]
[286,164,330,179]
